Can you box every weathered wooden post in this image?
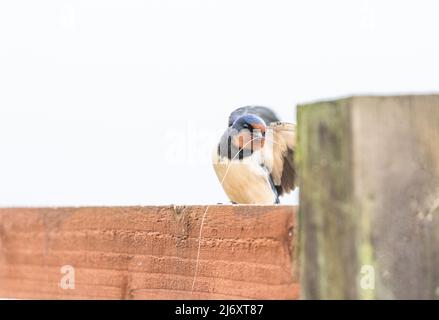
[297,95,439,299]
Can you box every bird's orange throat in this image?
[233,132,265,151]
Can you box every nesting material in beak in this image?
[233,129,265,151]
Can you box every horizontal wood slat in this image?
[0,205,298,300]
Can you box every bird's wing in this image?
[263,122,297,196]
[228,106,280,126]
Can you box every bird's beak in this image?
[233,129,266,151]
[252,131,265,148]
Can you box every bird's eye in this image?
[242,123,249,129]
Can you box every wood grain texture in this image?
[298,95,439,299]
[0,205,298,300]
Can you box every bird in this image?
[212,106,297,204]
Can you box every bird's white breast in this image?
[212,149,276,204]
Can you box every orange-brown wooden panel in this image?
[0,205,298,299]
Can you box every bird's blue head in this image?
[231,114,266,151]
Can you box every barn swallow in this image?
[212,106,297,204]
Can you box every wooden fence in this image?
[0,205,298,299]
[1,94,438,300]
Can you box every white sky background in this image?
[0,0,438,206]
